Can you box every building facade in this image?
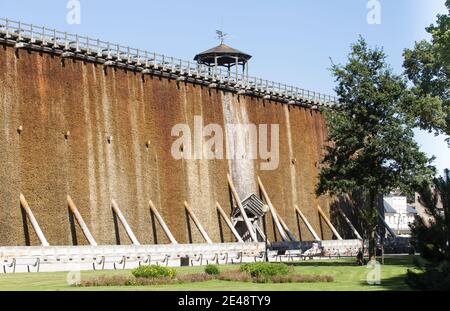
[383,196,417,236]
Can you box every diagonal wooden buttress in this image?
[67,195,98,246]
[19,193,50,247]
[216,202,244,243]
[317,205,343,240]
[275,210,298,242]
[184,201,213,244]
[227,174,258,242]
[257,176,289,241]
[148,200,178,244]
[111,199,141,246]
[295,205,321,241]
[337,207,363,240]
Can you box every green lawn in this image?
[0,256,417,291]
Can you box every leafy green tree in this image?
[317,38,435,257]
[403,1,450,290]
[403,0,449,141]
[407,169,450,290]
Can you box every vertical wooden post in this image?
[19,194,50,247]
[67,195,98,246]
[227,174,258,242]
[295,205,321,241]
[184,201,213,244]
[111,199,140,246]
[148,200,178,244]
[216,202,244,243]
[257,177,288,241]
[317,205,343,240]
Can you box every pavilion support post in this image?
[184,201,213,244]
[337,207,363,240]
[294,205,321,241]
[227,174,258,242]
[235,57,239,83]
[317,205,343,240]
[257,177,289,241]
[246,62,249,81]
[214,56,218,79]
[148,200,178,244]
[67,195,98,246]
[111,199,140,246]
[19,193,50,247]
[216,202,244,243]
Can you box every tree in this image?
[403,0,449,141]
[407,169,450,290]
[317,37,435,257]
[403,1,450,290]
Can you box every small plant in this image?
[240,262,291,278]
[132,265,176,279]
[204,264,220,275]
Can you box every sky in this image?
[1,0,449,175]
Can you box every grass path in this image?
[0,256,416,291]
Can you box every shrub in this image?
[407,261,450,290]
[218,270,253,283]
[79,273,214,287]
[270,274,334,284]
[218,268,333,284]
[240,262,291,278]
[132,265,176,279]
[177,273,214,283]
[80,275,137,287]
[204,264,220,275]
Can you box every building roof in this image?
[407,205,418,214]
[384,201,418,214]
[194,43,252,66]
[384,201,397,214]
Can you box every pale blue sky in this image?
[1,0,448,174]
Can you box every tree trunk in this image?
[368,229,376,259]
[367,189,378,259]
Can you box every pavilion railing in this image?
[0,17,339,106]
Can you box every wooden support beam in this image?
[216,202,244,243]
[148,200,178,244]
[227,174,258,242]
[19,193,50,247]
[337,207,363,240]
[67,195,98,246]
[378,212,397,238]
[354,204,395,238]
[317,205,343,240]
[294,205,321,241]
[257,176,289,241]
[275,211,298,242]
[184,201,213,244]
[111,199,140,246]
[254,222,268,242]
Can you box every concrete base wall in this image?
[0,43,333,246]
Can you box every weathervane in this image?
[216,30,228,44]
